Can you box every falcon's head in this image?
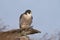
[24,10,32,17]
[24,9,32,15]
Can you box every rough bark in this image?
[0,28,41,40]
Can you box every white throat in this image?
[23,13,32,19]
[27,13,32,17]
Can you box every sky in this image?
[0,0,60,39]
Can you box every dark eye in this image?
[28,13,30,14]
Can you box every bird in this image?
[19,9,33,31]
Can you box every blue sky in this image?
[0,0,60,38]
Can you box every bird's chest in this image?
[23,14,31,20]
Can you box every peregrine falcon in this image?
[19,10,33,31]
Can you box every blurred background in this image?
[0,0,60,40]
